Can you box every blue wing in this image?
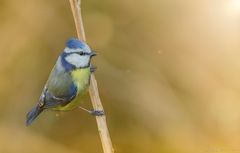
[41,83,77,108]
[38,62,79,109]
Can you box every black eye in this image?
[79,51,84,55]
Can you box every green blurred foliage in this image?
[1,0,240,153]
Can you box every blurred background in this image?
[1,0,240,153]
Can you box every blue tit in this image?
[26,38,98,126]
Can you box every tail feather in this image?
[26,105,43,126]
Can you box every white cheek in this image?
[65,53,90,67]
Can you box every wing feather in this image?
[39,64,78,109]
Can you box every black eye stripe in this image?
[80,52,89,55]
[70,52,90,55]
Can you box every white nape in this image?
[56,57,65,71]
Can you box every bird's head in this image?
[61,38,96,69]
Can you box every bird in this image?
[26,38,103,126]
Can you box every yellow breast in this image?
[54,68,91,111]
[71,68,91,93]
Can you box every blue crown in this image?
[66,38,86,49]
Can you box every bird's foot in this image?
[90,110,105,116]
[78,106,104,116]
[90,64,97,73]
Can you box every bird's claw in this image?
[90,110,105,116]
[90,65,97,73]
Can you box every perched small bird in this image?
[26,38,102,126]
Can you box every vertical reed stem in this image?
[68,0,114,153]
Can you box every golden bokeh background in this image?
[1,0,240,153]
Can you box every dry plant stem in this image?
[69,0,86,40]
[69,0,114,153]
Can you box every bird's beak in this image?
[90,51,97,57]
